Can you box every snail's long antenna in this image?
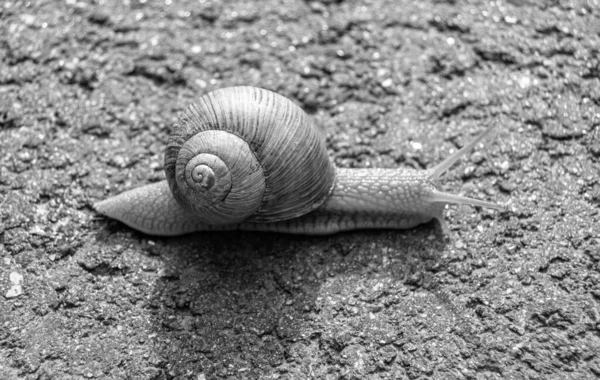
[430,121,497,180]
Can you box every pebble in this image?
[5,272,23,299]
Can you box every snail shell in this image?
[164,86,335,225]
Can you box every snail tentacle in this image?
[424,121,505,212]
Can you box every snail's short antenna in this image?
[428,189,506,210]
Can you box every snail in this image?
[95,86,504,236]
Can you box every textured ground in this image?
[1,0,600,379]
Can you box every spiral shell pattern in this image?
[164,86,335,225]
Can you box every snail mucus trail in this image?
[95,86,505,236]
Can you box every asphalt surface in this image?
[1,0,599,379]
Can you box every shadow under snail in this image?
[95,86,505,236]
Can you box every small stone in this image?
[110,155,127,168]
[5,272,24,299]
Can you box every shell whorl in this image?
[164,86,335,225]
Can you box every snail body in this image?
[95,86,504,236]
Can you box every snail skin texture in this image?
[95,86,504,236]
